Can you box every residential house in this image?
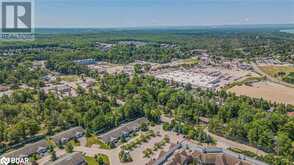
[51,127,85,145]
[99,117,148,144]
[46,152,86,165]
[2,140,49,158]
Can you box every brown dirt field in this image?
[228,81,294,105]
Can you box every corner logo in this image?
[1,0,34,40]
[0,157,9,165]
[2,1,31,32]
[0,157,29,165]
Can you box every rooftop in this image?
[2,140,48,158]
[51,127,85,144]
[47,152,86,165]
[99,117,148,143]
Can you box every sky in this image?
[35,0,294,28]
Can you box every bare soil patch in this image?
[228,81,294,105]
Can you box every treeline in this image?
[106,44,189,64]
[2,29,294,63]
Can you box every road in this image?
[204,128,267,156]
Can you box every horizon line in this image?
[34,23,294,29]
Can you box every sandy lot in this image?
[228,81,294,105]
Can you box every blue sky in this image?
[36,0,294,28]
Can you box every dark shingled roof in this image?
[2,140,48,158]
[99,117,148,143]
[51,127,85,144]
[49,152,86,165]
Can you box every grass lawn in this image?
[85,156,98,165]
[84,154,110,165]
[97,154,110,165]
[86,135,110,149]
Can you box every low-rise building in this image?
[99,117,148,144]
[2,140,49,158]
[148,142,268,165]
[51,127,85,145]
[47,152,86,165]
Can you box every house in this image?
[2,140,49,158]
[47,152,86,165]
[51,127,85,145]
[99,117,148,144]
